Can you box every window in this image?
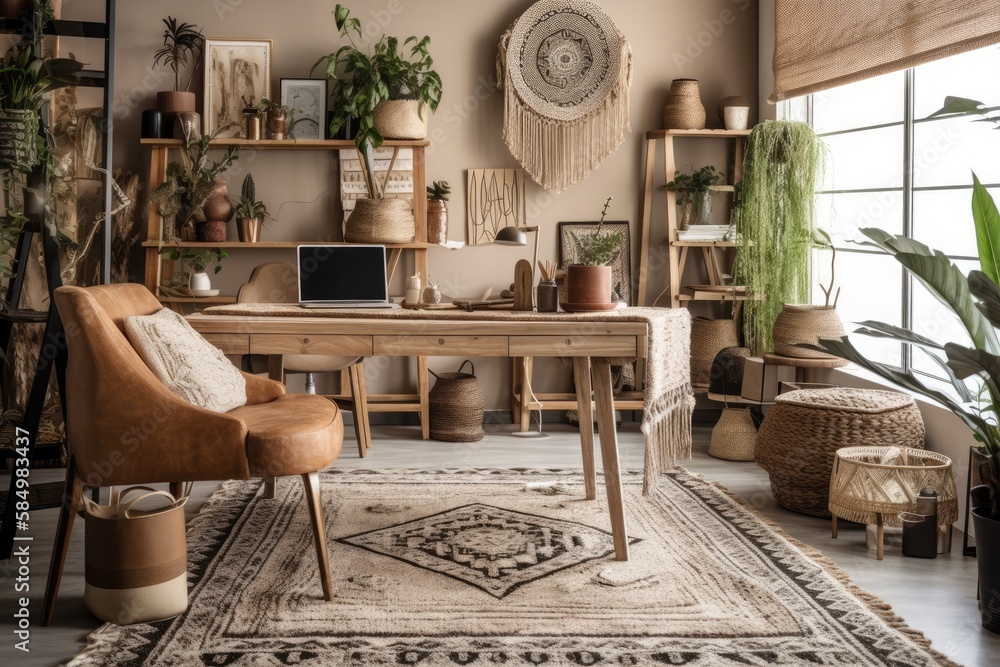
[805,45,1000,372]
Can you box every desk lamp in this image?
[494,225,539,311]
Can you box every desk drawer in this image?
[374,335,507,356]
[203,334,249,355]
[250,334,373,356]
[509,335,638,357]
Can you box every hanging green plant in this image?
[734,120,825,355]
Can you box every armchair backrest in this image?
[53,285,251,487]
[237,262,298,304]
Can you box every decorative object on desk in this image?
[259,97,291,140]
[756,388,926,518]
[152,17,203,139]
[690,317,739,387]
[536,260,558,312]
[829,446,956,561]
[664,165,726,229]
[312,4,441,151]
[141,109,163,139]
[426,179,450,244]
[734,121,825,355]
[405,272,422,305]
[233,174,269,243]
[173,111,201,144]
[494,225,540,311]
[467,168,524,244]
[149,127,239,240]
[161,247,228,294]
[421,279,441,304]
[663,78,706,130]
[559,199,630,307]
[345,198,414,243]
[280,78,326,140]
[497,0,631,193]
[429,360,485,442]
[204,38,271,138]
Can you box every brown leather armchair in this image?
[43,284,344,625]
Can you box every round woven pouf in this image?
[755,388,925,517]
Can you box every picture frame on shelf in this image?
[558,221,632,305]
[204,38,272,138]
[281,78,327,140]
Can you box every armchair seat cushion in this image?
[229,394,344,477]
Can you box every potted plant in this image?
[566,196,621,309]
[664,165,726,229]
[150,127,239,241]
[233,174,269,242]
[259,98,293,140]
[426,180,450,244]
[160,247,227,293]
[152,16,203,134]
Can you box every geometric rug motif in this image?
[339,503,640,598]
[67,468,959,667]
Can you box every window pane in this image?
[817,251,903,365]
[813,70,904,134]
[912,187,1000,258]
[817,191,904,245]
[913,45,1000,119]
[820,126,903,191]
[913,116,1000,187]
[910,260,979,378]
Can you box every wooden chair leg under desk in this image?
[573,357,598,501]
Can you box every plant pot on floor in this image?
[772,304,846,359]
[427,199,448,244]
[565,265,613,309]
[372,100,428,140]
[972,505,1000,633]
[157,91,196,139]
[345,198,415,244]
[237,217,262,243]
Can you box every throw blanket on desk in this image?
[203,305,693,493]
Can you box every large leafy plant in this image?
[152,17,204,93]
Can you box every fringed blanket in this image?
[202,305,693,493]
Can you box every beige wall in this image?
[96,0,758,407]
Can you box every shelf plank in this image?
[678,292,763,302]
[143,241,429,249]
[671,240,737,247]
[140,138,431,149]
[645,129,752,139]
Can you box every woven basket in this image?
[755,388,926,517]
[372,100,429,140]
[345,198,415,244]
[0,109,39,172]
[662,79,706,130]
[429,360,485,442]
[690,318,739,387]
[709,407,757,461]
[829,446,957,528]
[772,304,846,359]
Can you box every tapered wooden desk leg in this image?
[418,356,430,440]
[520,357,533,432]
[593,359,629,560]
[573,357,597,501]
[302,471,333,601]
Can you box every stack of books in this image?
[677,225,732,242]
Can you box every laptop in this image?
[297,244,398,308]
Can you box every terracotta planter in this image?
[566,265,613,306]
[772,304,846,359]
[427,199,448,244]
[237,217,262,243]
[157,91,196,139]
[267,109,287,140]
[201,178,233,222]
[372,100,428,140]
[196,220,227,243]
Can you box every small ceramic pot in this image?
[566,265,612,305]
[156,91,196,139]
[201,178,233,222]
[188,271,211,292]
[237,217,261,243]
[267,109,287,140]
[196,220,227,243]
[427,199,448,244]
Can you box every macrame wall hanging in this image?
[498,0,632,194]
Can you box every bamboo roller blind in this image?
[770,0,1000,103]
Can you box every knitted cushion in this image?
[774,387,915,413]
[125,308,246,413]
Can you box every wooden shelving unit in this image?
[637,129,751,308]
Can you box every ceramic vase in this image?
[566,265,612,307]
[202,178,233,222]
[237,217,262,243]
[267,109,287,140]
[156,91,196,140]
[188,271,211,292]
[663,79,706,130]
[427,199,448,244]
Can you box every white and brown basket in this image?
[372,100,428,140]
[345,198,415,244]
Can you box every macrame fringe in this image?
[641,384,695,495]
[498,33,633,193]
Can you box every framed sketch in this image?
[558,221,632,305]
[281,78,327,140]
[467,168,525,245]
[204,39,272,138]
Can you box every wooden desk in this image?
[189,313,648,560]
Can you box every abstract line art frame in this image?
[467,168,525,245]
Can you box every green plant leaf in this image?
[851,320,944,350]
[970,270,1000,329]
[973,172,1000,286]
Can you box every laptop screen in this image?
[297,245,388,303]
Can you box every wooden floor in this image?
[2,423,997,666]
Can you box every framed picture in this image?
[558,221,632,305]
[204,39,272,138]
[281,78,327,140]
[467,168,525,245]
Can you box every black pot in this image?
[972,505,1000,633]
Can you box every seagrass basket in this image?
[772,304,846,359]
[345,198,415,244]
[755,388,925,517]
[429,360,485,442]
[662,79,706,130]
[372,99,428,140]
[708,407,757,461]
[690,317,738,387]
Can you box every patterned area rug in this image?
[68,469,958,666]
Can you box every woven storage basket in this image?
[345,198,415,244]
[755,388,925,517]
[829,446,957,528]
[372,99,429,140]
[709,407,757,461]
[690,318,738,387]
[429,360,485,442]
[662,79,706,130]
[772,304,846,359]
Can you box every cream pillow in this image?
[125,308,247,413]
